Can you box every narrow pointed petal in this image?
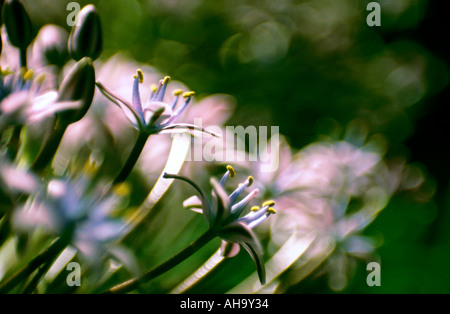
[183,195,203,214]
[210,178,230,226]
[28,100,82,123]
[159,123,220,137]
[218,221,260,249]
[241,242,266,285]
[163,173,213,226]
[96,82,143,130]
[183,195,203,209]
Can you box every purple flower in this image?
[96,69,215,136]
[163,165,276,284]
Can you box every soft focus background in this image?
[8,0,449,293]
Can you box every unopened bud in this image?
[2,0,34,50]
[35,25,69,68]
[68,4,102,61]
[57,57,95,124]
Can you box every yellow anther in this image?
[24,69,34,81]
[251,206,260,212]
[151,84,158,93]
[267,207,277,214]
[134,69,144,83]
[19,67,26,75]
[226,165,236,178]
[173,89,183,96]
[113,182,131,197]
[262,200,275,207]
[182,91,195,98]
[82,160,98,176]
[35,73,46,85]
[247,176,254,187]
[0,67,13,76]
[162,75,171,85]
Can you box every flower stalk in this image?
[112,131,149,185]
[103,228,216,294]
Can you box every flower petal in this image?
[96,82,143,130]
[241,242,266,285]
[163,173,214,226]
[218,221,260,250]
[210,178,230,226]
[159,123,220,137]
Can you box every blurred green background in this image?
[19,0,450,293]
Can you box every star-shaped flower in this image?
[96,70,215,136]
[163,165,276,284]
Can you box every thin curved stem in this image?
[20,48,27,69]
[103,229,216,294]
[113,131,149,185]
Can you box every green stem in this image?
[30,119,67,175]
[20,48,27,69]
[103,229,216,294]
[113,131,149,185]
[0,236,67,293]
[6,125,22,161]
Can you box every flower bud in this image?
[68,4,102,61]
[57,57,95,124]
[34,25,69,68]
[2,0,34,50]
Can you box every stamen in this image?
[251,206,260,212]
[262,200,275,207]
[113,182,131,197]
[19,67,27,77]
[82,160,98,176]
[267,207,276,214]
[173,89,183,96]
[35,73,46,85]
[231,188,259,216]
[0,67,13,76]
[133,69,144,83]
[151,85,158,93]
[23,69,34,81]
[247,176,254,187]
[226,165,236,178]
[182,91,195,98]
[162,76,171,85]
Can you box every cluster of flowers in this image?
[0,1,277,293]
